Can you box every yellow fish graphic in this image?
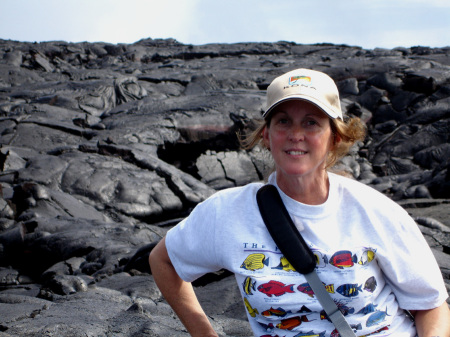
[273,256,296,272]
[242,276,256,295]
[324,284,335,294]
[244,297,258,317]
[359,249,376,265]
[240,253,269,271]
[313,250,328,268]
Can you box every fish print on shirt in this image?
[272,256,296,272]
[359,249,376,265]
[258,280,295,297]
[238,243,392,335]
[262,306,292,318]
[319,300,354,321]
[311,249,328,268]
[297,282,335,298]
[336,283,363,298]
[291,331,326,337]
[366,308,389,327]
[317,247,377,270]
[357,303,377,315]
[276,315,314,330]
[330,323,363,337]
[241,253,270,271]
[297,305,312,313]
[260,331,326,337]
[243,276,257,295]
[364,276,377,293]
[244,297,259,317]
[329,250,358,269]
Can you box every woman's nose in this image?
[288,126,305,141]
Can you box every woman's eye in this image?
[305,119,318,126]
[276,118,289,125]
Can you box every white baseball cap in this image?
[263,68,343,120]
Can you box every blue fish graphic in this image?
[293,330,326,337]
[366,308,389,327]
[358,303,377,315]
[336,283,362,298]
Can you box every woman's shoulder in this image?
[330,172,404,210]
[330,173,418,232]
[187,181,267,223]
[201,181,266,205]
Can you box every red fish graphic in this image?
[329,250,358,269]
[257,280,295,297]
[297,282,334,298]
[276,315,311,330]
[262,306,291,317]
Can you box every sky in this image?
[1,0,449,50]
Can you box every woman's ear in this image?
[334,133,341,144]
[329,133,341,151]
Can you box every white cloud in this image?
[376,26,450,49]
[89,0,201,44]
[0,0,201,43]
[0,0,449,48]
[176,0,450,48]
[397,0,450,7]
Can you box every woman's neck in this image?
[276,170,330,205]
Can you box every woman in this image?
[149,68,449,336]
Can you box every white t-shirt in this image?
[166,172,447,337]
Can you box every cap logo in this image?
[288,75,311,86]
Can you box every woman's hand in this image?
[149,237,218,337]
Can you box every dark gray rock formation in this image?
[0,38,449,336]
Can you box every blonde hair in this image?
[239,115,366,170]
[328,117,366,168]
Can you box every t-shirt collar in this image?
[267,171,339,220]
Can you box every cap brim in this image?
[263,95,342,120]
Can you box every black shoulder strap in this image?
[256,185,316,274]
[256,184,357,337]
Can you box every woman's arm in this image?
[411,301,450,337]
[149,237,218,337]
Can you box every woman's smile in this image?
[285,149,307,156]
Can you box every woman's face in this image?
[263,100,334,183]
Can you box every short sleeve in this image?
[165,197,223,282]
[377,209,448,310]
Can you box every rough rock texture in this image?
[0,38,449,336]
